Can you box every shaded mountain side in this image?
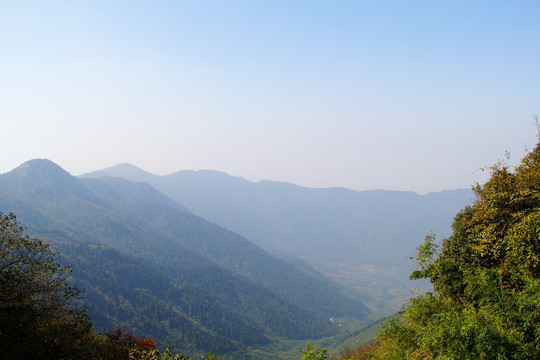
[78,177,368,319]
[82,164,473,306]
[53,239,268,355]
[85,162,161,184]
[0,159,370,356]
[82,165,472,271]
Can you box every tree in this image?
[100,328,158,360]
[299,343,330,360]
[0,212,98,359]
[371,140,540,359]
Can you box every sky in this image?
[1,1,539,194]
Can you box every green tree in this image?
[372,140,540,359]
[0,212,98,359]
[300,343,330,360]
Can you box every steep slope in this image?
[78,176,368,319]
[0,159,368,357]
[83,164,473,311]
[56,240,268,354]
[83,164,471,268]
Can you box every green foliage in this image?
[0,161,349,357]
[128,346,189,360]
[409,232,439,280]
[372,141,540,359]
[128,347,231,360]
[0,212,99,359]
[300,343,330,360]
[62,241,266,354]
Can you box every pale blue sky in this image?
[1,1,539,193]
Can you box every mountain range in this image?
[0,159,369,359]
[83,163,473,310]
[0,159,474,357]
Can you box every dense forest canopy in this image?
[0,212,232,359]
[0,212,97,358]
[0,160,370,358]
[349,140,540,359]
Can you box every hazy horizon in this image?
[1,1,539,193]
[2,158,475,196]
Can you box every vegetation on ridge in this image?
[0,161,366,358]
[0,211,232,359]
[343,139,540,359]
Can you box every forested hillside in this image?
[0,211,241,359]
[84,164,472,312]
[0,159,367,358]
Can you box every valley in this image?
[0,159,472,358]
[83,164,473,315]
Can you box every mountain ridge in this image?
[82,162,474,313]
[83,163,468,195]
[0,158,369,358]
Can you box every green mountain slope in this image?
[58,240,268,354]
[0,159,368,357]
[83,164,473,312]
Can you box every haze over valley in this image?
[1,1,539,358]
[83,163,473,312]
[0,158,471,358]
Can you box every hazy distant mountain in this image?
[83,163,473,310]
[0,159,369,358]
[85,162,160,184]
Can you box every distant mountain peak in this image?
[80,163,158,183]
[11,159,72,181]
[106,162,145,172]
[17,158,66,170]
[0,159,100,204]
